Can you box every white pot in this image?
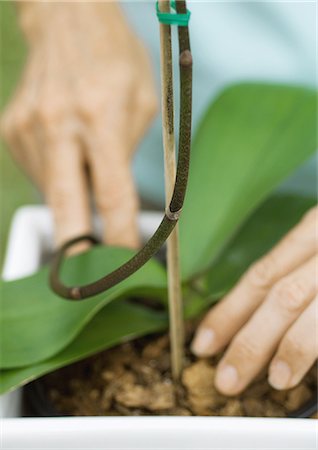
[1,206,316,449]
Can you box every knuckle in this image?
[35,108,56,124]
[76,89,105,120]
[80,100,108,123]
[35,98,66,125]
[270,278,308,314]
[231,333,260,362]
[15,111,32,133]
[1,108,28,138]
[78,100,98,121]
[247,256,276,289]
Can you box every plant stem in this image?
[159,0,184,380]
[49,1,192,302]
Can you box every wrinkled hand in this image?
[1,2,157,249]
[192,207,317,395]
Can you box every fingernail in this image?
[191,327,215,356]
[269,360,292,390]
[215,364,239,393]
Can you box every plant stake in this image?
[158,0,183,380]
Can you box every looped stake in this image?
[49,0,192,300]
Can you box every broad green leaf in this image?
[180,83,317,279]
[204,193,316,299]
[0,246,167,369]
[0,300,167,394]
[1,194,314,393]
[1,82,316,382]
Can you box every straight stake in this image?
[159,0,184,380]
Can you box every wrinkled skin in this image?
[192,207,317,394]
[1,2,157,250]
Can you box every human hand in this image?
[192,207,317,395]
[1,2,157,249]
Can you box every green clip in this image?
[156,0,191,27]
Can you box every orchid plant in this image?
[0,1,316,395]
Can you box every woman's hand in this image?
[192,206,317,395]
[1,2,157,249]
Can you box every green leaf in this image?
[1,194,314,393]
[204,193,316,298]
[0,300,167,394]
[180,83,317,279]
[0,246,166,369]
[1,82,316,385]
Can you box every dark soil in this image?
[39,322,317,417]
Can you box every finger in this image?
[16,122,44,189]
[1,56,44,187]
[1,108,27,169]
[2,109,43,188]
[44,134,91,251]
[86,114,140,249]
[214,256,318,395]
[191,207,318,357]
[15,67,45,189]
[268,296,318,390]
